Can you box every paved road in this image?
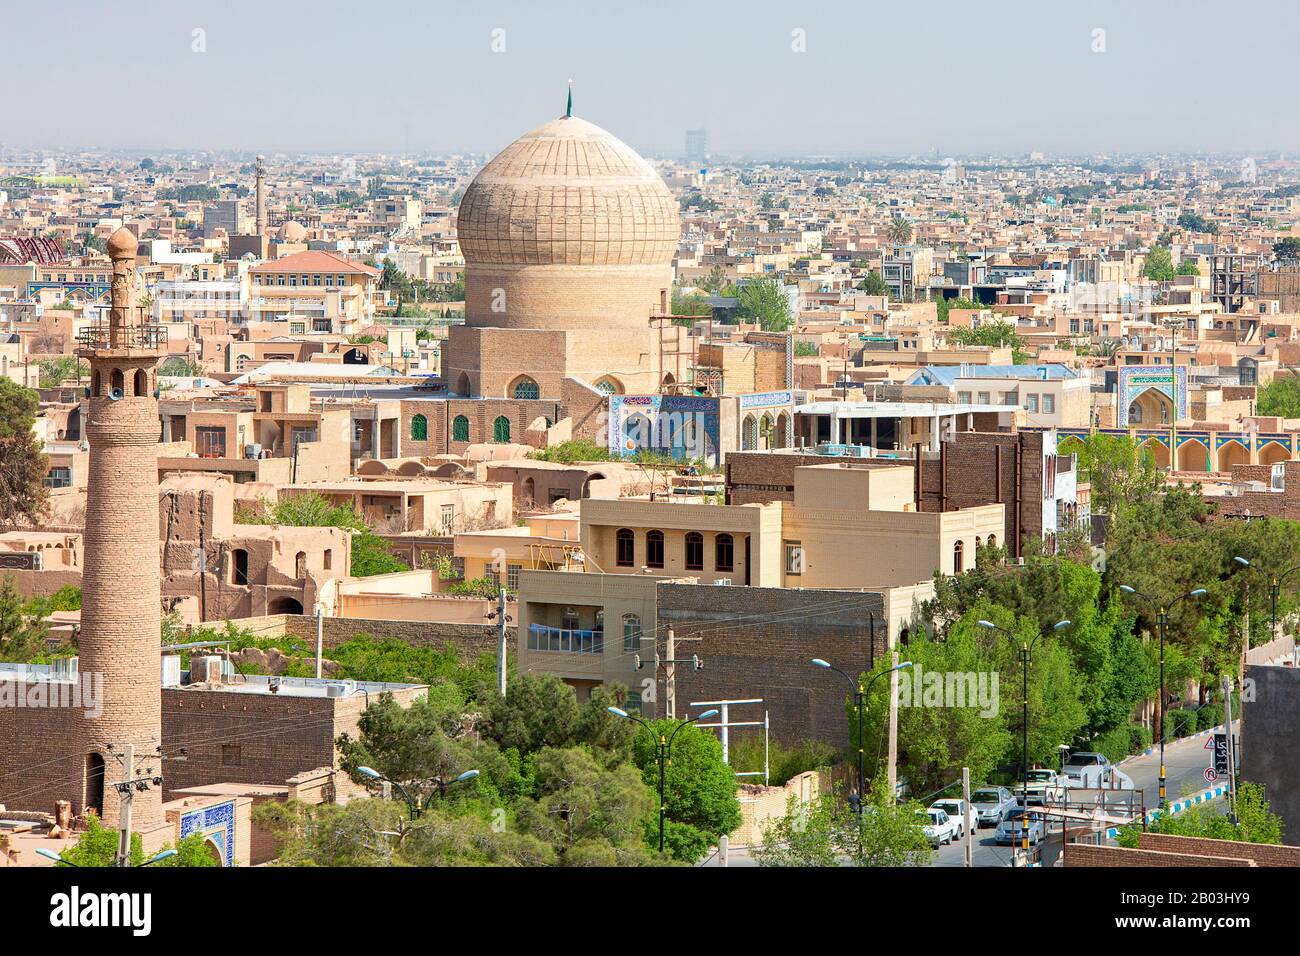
[931,723,1236,867]
[700,724,1236,867]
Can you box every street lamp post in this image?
[607,706,719,854]
[1266,565,1300,665]
[1117,585,1206,808]
[810,658,913,822]
[977,619,1070,821]
[356,766,480,819]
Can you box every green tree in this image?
[630,719,741,861]
[1143,244,1176,282]
[857,270,890,296]
[513,746,656,865]
[754,778,932,867]
[59,813,144,867]
[158,355,204,376]
[698,265,729,294]
[238,493,409,578]
[1117,781,1282,847]
[1257,376,1300,418]
[1070,432,1162,520]
[0,378,49,530]
[1176,260,1200,276]
[37,356,84,387]
[0,575,49,662]
[886,214,913,246]
[1272,237,1300,261]
[734,277,792,332]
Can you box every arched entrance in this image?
[1176,438,1209,472]
[1217,440,1250,474]
[1260,441,1291,466]
[84,753,104,817]
[1141,437,1170,470]
[343,347,367,365]
[268,596,304,615]
[1127,388,1172,426]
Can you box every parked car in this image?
[1020,768,1065,804]
[1062,751,1113,788]
[971,786,1016,828]
[917,807,959,846]
[929,798,977,838]
[994,808,1046,846]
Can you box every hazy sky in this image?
[3,0,1299,158]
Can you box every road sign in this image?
[1212,733,1230,775]
[1203,767,1218,783]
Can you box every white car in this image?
[917,807,959,846]
[929,798,977,838]
[1021,769,1065,804]
[1062,751,1113,788]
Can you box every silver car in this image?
[995,808,1045,846]
[971,786,1016,828]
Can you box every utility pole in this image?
[962,766,973,868]
[494,587,508,695]
[887,649,900,799]
[115,744,134,868]
[314,602,324,679]
[1223,674,1238,825]
[665,627,676,719]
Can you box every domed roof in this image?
[106,226,138,259]
[278,220,307,242]
[457,115,680,268]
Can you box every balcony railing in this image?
[527,624,604,655]
[76,314,167,352]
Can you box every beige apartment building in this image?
[579,463,1003,589]
[246,251,378,335]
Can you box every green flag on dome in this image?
[566,83,572,118]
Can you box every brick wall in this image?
[1139,832,1300,866]
[654,583,888,747]
[278,614,497,654]
[1064,842,1253,867]
[1241,664,1300,846]
[0,686,83,814]
[726,430,1045,555]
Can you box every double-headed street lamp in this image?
[810,657,913,820]
[357,766,480,818]
[977,618,1070,818]
[1117,585,1206,808]
[36,847,176,868]
[607,706,719,854]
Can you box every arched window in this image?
[294,551,307,578]
[759,414,774,450]
[776,412,790,449]
[493,416,511,443]
[986,533,996,550]
[623,613,641,652]
[595,377,622,395]
[410,414,428,441]
[134,368,148,397]
[323,549,332,570]
[646,530,665,569]
[455,372,471,396]
[616,529,635,567]
[742,415,758,451]
[715,533,734,573]
[685,531,704,571]
[452,415,470,442]
[511,376,539,400]
[522,477,536,506]
[953,539,965,574]
[110,368,124,397]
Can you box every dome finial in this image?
[565,79,573,119]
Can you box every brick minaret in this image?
[75,226,165,830]
[254,155,267,235]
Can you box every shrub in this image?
[1196,704,1220,731]
[1168,708,1197,740]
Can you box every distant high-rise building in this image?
[685,128,708,165]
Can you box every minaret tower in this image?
[254,155,267,236]
[75,226,165,830]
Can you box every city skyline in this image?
[3,0,1300,157]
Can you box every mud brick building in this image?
[653,583,894,748]
[725,430,1082,557]
[1214,459,1300,520]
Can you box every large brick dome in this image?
[457,115,680,268]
